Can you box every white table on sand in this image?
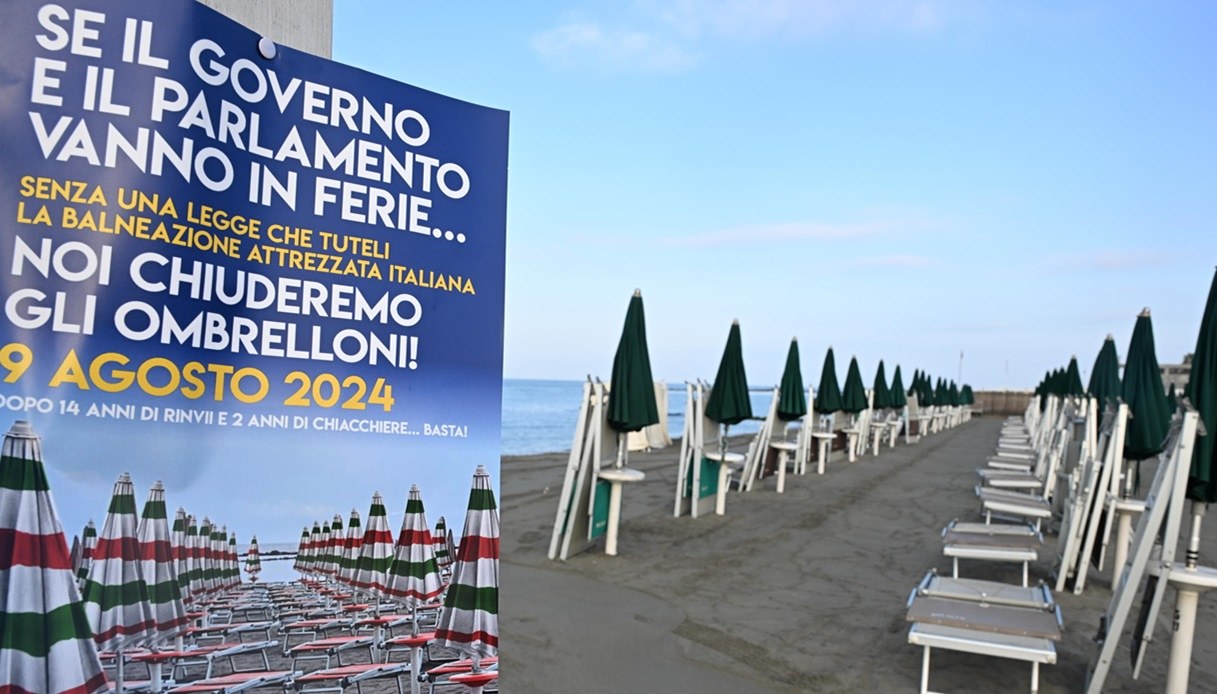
[703,450,744,514]
[769,439,799,493]
[597,466,645,556]
[811,431,835,475]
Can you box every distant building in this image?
[197,0,333,58]
[1161,354,1192,395]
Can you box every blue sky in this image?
[335,1,1217,390]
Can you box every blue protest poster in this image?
[0,0,508,556]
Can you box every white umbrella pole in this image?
[115,642,125,693]
[1165,503,1209,694]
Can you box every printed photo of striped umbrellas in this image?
[352,491,395,608]
[436,465,500,692]
[245,535,262,583]
[387,485,445,694]
[339,508,362,588]
[0,421,107,694]
[81,472,155,691]
[75,518,96,590]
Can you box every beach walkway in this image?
[500,416,1217,692]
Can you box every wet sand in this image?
[499,416,1217,692]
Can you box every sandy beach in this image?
[499,416,1217,692]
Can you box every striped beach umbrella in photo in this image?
[245,536,262,584]
[436,466,500,659]
[82,472,155,652]
[226,530,240,590]
[209,525,229,595]
[326,514,344,579]
[339,509,362,587]
[75,518,96,589]
[0,420,107,694]
[195,513,217,594]
[433,516,451,571]
[185,516,207,602]
[386,485,443,606]
[293,525,310,579]
[137,481,187,644]
[171,507,192,607]
[353,492,395,600]
[305,520,324,580]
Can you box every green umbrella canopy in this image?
[1122,308,1171,461]
[936,378,950,406]
[607,290,660,433]
[841,357,869,414]
[1187,269,1217,502]
[1088,335,1122,410]
[814,347,844,413]
[949,381,961,407]
[705,320,752,426]
[961,384,975,405]
[889,366,908,408]
[871,360,892,410]
[1065,357,1085,397]
[776,338,808,422]
[907,369,920,397]
[923,374,936,406]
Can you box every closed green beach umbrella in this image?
[889,366,907,408]
[1088,335,1122,411]
[949,381,961,407]
[841,357,868,414]
[1122,309,1171,462]
[961,384,974,405]
[776,338,807,422]
[706,320,752,426]
[815,348,844,413]
[1187,269,1217,502]
[1065,357,1085,397]
[607,290,660,434]
[872,361,892,410]
[908,370,920,398]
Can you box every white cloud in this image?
[652,0,953,41]
[531,1,965,73]
[530,22,698,73]
[1053,250,1170,271]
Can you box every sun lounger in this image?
[906,577,1061,694]
[167,670,298,693]
[188,620,281,644]
[942,520,1043,587]
[280,618,356,652]
[975,487,1053,530]
[292,662,413,693]
[382,631,437,664]
[421,659,499,694]
[288,635,377,672]
[150,640,280,681]
[912,570,1054,611]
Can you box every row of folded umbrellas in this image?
[289,496,456,596]
[1034,269,1217,502]
[607,291,975,440]
[0,418,500,694]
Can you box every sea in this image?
[500,378,774,457]
[240,378,772,582]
